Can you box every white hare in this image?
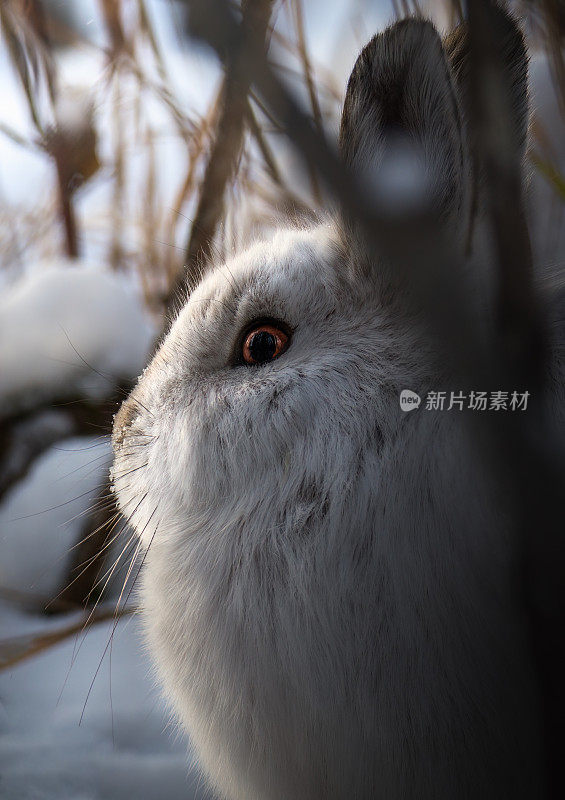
[112,11,561,800]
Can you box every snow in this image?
[0,436,112,599]
[0,602,206,800]
[0,261,156,417]
[0,253,189,797]
[0,431,209,799]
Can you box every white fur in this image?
[111,15,560,800]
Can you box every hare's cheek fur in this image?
[113,309,383,548]
[136,406,544,800]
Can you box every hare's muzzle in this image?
[112,393,141,451]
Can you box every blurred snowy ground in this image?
[0,602,207,800]
[0,436,112,598]
[0,270,201,798]
[0,262,188,798]
[0,262,155,416]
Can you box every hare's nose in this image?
[112,394,142,450]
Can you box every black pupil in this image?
[249,330,277,362]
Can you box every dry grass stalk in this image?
[391,0,423,18]
[164,0,276,311]
[530,151,565,201]
[0,605,135,671]
[246,99,283,183]
[541,0,565,113]
[137,0,170,88]
[43,105,100,259]
[246,98,313,216]
[269,28,342,102]
[0,120,34,149]
[122,56,198,137]
[99,0,128,57]
[0,1,102,259]
[139,124,160,308]
[22,0,56,102]
[0,1,49,134]
[529,108,565,201]
[163,84,223,289]
[109,74,126,270]
[290,0,322,202]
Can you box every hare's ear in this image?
[339,19,469,240]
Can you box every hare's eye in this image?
[242,323,290,365]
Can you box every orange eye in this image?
[242,323,290,365]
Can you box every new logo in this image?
[400,389,421,412]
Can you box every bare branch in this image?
[0,390,126,504]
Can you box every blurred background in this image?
[0,1,563,798]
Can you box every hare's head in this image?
[112,9,528,553]
[111,11,540,800]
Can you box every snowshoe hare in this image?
[112,9,563,800]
